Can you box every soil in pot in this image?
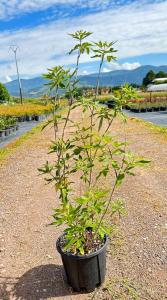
[56,234,108,293]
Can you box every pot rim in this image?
[56,233,108,260]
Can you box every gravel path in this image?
[0,110,166,300]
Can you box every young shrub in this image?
[39,30,150,256]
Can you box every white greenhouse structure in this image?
[147,78,167,92]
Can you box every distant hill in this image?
[5,65,167,97]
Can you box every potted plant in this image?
[39,30,149,292]
[0,118,6,139]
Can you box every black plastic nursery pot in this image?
[34,115,40,121]
[26,115,32,121]
[147,107,153,112]
[5,129,10,136]
[160,107,166,111]
[130,108,140,113]
[153,107,160,112]
[107,100,116,109]
[0,130,5,138]
[140,108,147,113]
[17,116,25,122]
[56,234,108,293]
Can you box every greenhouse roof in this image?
[147,84,167,92]
[153,78,167,82]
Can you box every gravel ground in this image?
[0,110,166,300]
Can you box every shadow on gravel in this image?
[1,264,77,299]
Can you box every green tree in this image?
[142,70,156,86]
[0,83,10,103]
[155,71,167,78]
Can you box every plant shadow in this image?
[1,264,77,300]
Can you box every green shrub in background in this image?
[0,83,10,104]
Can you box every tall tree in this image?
[142,70,156,86]
[155,71,167,78]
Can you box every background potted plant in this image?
[39,30,149,293]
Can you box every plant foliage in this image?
[39,30,150,255]
[0,83,10,103]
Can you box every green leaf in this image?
[98,116,103,131]
[136,159,151,166]
[116,172,125,187]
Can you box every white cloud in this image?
[82,70,89,75]
[5,75,12,82]
[0,0,166,81]
[0,0,113,20]
[103,61,141,72]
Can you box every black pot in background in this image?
[17,116,22,122]
[0,130,5,138]
[147,107,153,112]
[140,108,147,113]
[107,100,116,109]
[56,235,108,293]
[5,128,10,136]
[34,115,40,121]
[130,108,140,113]
[18,116,25,122]
[160,107,166,111]
[26,115,32,121]
[153,107,160,111]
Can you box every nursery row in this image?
[16,114,46,122]
[125,101,167,112]
[139,91,167,99]
[0,116,18,139]
[0,103,53,117]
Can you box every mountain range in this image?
[5,65,167,98]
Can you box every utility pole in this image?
[9,45,23,104]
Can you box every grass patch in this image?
[103,277,140,300]
[129,116,167,135]
[89,276,140,300]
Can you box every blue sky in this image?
[0,0,166,82]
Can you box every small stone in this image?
[46,254,53,259]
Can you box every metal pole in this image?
[9,45,23,104]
